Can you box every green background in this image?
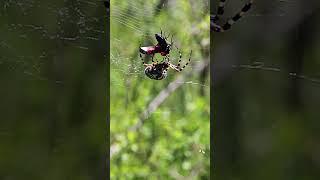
[110,0,210,179]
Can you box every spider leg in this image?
[140,44,155,63]
[167,50,192,72]
[162,67,169,79]
[212,0,226,29]
[170,35,173,47]
[217,0,226,17]
[211,0,225,30]
[171,45,182,67]
[221,0,254,31]
[165,54,170,63]
[178,50,192,72]
[176,48,182,68]
[210,19,223,32]
[139,53,147,65]
[165,55,179,72]
[167,62,180,72]
[166,33,170,41]
[211,14,224,32]
[151,54,155,63]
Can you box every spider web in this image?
[0,0,107,84]
[110,1,210,178]
[110,0,320,89]
[1,0,315,88]
[1,0,318,89]
[110,0,210,88]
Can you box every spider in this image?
[211,0,254,32]
[140,30,172,57]
[139,50,192,80]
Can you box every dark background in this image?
[0,0,108,179]
[212,0,320,179]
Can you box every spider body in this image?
[140,31,172,56]
[211,0,253,32]
[144,62,169,80]
[140,51,192,80]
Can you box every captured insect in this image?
[139,30,192,80]
[139,30,172,57]
[140,51,192,80]
[211,0,254,32]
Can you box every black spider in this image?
[140,51,192,80]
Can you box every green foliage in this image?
[110,0,210,178]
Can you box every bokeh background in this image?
[110,0,210,179]
[0,1,107,179]
[3,0,320,179]
[212,0,320,179]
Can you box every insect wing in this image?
[140,46,156,55]
[155,34,167,45]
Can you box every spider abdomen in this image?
[144,64,168,80]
